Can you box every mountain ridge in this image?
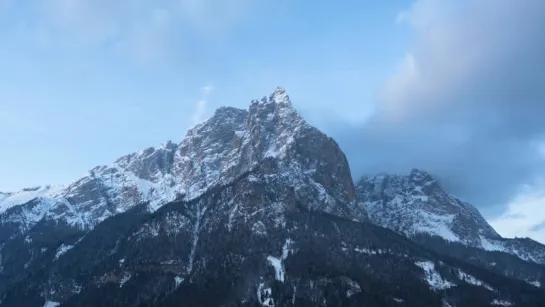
[0,85,365,245]
[356,168,545,264]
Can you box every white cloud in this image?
[201,84,214,96]
[490,180,545,244]
[380,0,545,126]
[380,0,485,123]
[192,84,214,126]
[380,53,419,121]
[192,100,207,126]
[337,0,545,233]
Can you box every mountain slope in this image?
[356,169,545,265]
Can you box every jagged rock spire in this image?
[269,86,291,105]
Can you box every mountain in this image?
[357,169,501,245]
[356,169,545,284]
[0,88,364,236]
[356,169,545,263]
[1,88,545,306]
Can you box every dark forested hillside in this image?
[2,170,545,306]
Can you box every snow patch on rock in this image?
[257,282,274,306]
[415,261,454,290]
[43,301,60,307]
[174,276,184,288]
[267,238,293,283]
[492,299,513,306]
[54,244,74,260]
[457,270,494,291]
[119,272,132,288]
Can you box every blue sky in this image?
[0,0,408,190]
[2,0,545,242]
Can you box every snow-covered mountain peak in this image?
[406,168,443,195]
[357,169,444,203]
[250,87,291,107]
[171,87,360,217]
[249,88,295,114]
[355,170,545,264]
[269,86,291,105]
[357,170,501,246]
[409,168,436,184]
[0,87,364,232]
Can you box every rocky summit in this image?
[1,88,545,307]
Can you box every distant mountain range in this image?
[1,88,544,306]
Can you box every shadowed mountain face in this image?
[1,88,545,306]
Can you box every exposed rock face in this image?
[356,169,545,264]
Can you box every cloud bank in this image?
[335,0,545,220]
